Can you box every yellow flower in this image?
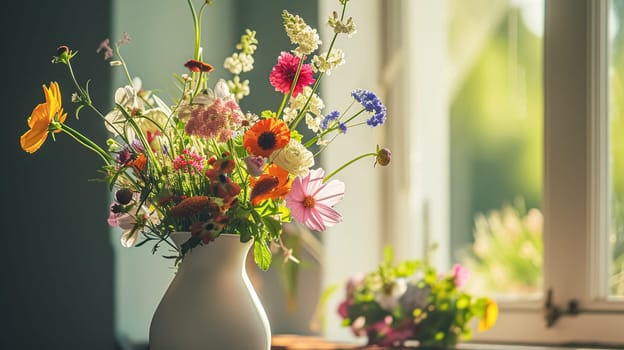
[478,298,498,332]
[20,82,67,153]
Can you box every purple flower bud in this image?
[115,188,133,205]
[244,156,266,177]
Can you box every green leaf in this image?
[253,239,272,271]
[383,246,394,266]
[262,215,282,240]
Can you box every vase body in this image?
[149,233,271,350]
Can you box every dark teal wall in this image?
[1,1,114,349]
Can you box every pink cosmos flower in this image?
[285,168,345,232]
[269,51,315,97]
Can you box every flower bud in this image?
[57,45,69,57]
[244,156,266,177]
[376,147,391,166]
[53,45,71,64]
[115,188,133,205]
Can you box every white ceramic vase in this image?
[149,232,271,350]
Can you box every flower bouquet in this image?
[18,0,390,270]
[337,248,498,348]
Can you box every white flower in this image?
[226,76,250,101]
[282,107,298,124]
[224,53,254,75]
[290,86,324,116]
[194,79,235,106]
[282,10,322,56]
[269,139,315,177]
[224,54,243,74]
[328,11,357,37]
[285,86,324,133]
[306,114,322,133]
[374,278,408,311]
[312,49,345,75]
[104,85,141,138]
[136,108,168,135]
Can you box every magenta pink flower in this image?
[285,168,344,232]
[269,51,315,97]
[173,149,205,173]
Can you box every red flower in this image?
[184,59,214,73]
[269,51,315,97]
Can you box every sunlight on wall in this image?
[319,0,385,343]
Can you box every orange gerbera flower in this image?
[243,118,290,157]
[20,82,67,153]
[249,164,292,205]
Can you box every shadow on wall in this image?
[0,1,114,349]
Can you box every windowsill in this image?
[270,335,624,350]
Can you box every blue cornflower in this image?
[338,122,347,134]
[367,109,386,127]
[321,110,341,131]
[351,89,387,127]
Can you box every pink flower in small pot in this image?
[452,263,470,289]
[371,316,413,347]
[337,300,350,318]
[285,168,345,232]
[350,316,368,337]
[346,273,365,299]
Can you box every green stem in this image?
[116,104,162,173]
[66,61,89,103]
[323,152,376,183]
[187,0,200,60]
[276,93,289,119]
[59,124,113,165]
[115,45,134,87]
[278,58,305,118]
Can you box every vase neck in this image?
[171,232,252,272]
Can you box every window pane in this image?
[448,0,544,300]
[610,0,624,298]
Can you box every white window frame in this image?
[382,0,624,345]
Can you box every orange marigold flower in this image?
[169,195,219,218]
[130,153,147,173]
[249,164,291,205]
[243,118,291,157]
[20,82,67,153]
[184,59,214,73]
